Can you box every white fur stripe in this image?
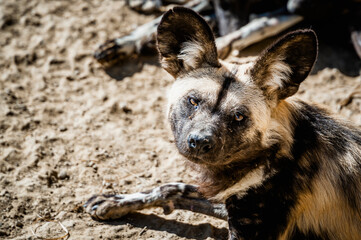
[178,40,204,71]
[212,166,273,202]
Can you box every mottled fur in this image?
[85,7,361,240]
[157,7,361,240]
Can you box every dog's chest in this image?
[224,172,297,240]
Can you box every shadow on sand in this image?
[103,55,160,80]
[100,212,228,240]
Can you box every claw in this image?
[91,200,106,208]
[84,195,99,206]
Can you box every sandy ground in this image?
[0,1,360,239]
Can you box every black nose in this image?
[187,133,213,154]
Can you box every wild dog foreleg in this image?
[84,183,228,220]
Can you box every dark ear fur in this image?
[157,7,220,77]
[251,29,318,100]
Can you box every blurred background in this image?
[0,0,360,239]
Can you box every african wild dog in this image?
[85,7,361,240]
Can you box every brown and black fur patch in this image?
[84,7,360,240]
[157,7,361,240]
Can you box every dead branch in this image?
[127,0,192,13]
[94,1,302,67]
[216,15,303,59]
[94,0,211,66]
[351,30,361,60]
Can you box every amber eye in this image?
[189,97,199,109]
[235,112,244,121]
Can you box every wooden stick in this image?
[94,0,211,66]
[216,15,303,59]
[351,30,361,60]
[94,3,302,66]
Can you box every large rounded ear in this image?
[157,7,220,77]
[251,29,318,101]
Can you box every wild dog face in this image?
[157,7,317,167]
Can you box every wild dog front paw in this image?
[83,194,132,220]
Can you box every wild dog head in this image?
[157,7,318,167]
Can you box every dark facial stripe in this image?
[212,76,234,113]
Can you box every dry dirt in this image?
[0,1,360,240]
